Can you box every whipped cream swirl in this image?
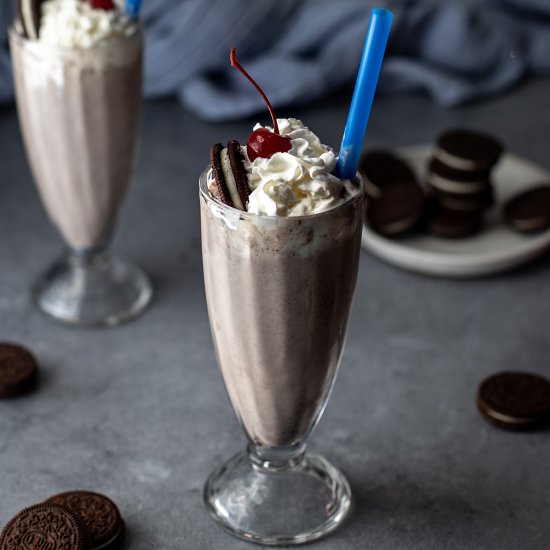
[246,118,346,216]
[40,0,136,49]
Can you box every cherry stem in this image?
[230,48,280,135]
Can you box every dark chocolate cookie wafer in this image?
[0,503,89,550]
[477,371,550,430]
[46,491,125,550]
[0,342,38,398]
[429,184,494,213]
[434,129,503,171]
[426,205,482,239]
[427,157,491,195]
[503,185,550,233]
[360,151,417,198]
[210,143,233,207]
[15,0,27,38]
[365,182,425,236]
[227,140,251,210]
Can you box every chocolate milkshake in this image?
[10,0,152,326]
[201,169,362,447]
[10,1,141,250]
[201,116,364,448]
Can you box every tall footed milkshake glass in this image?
[9,26,152,326]
[200,169,364,545]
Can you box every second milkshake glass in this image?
[200,169,364,545]
[9,27,152,326]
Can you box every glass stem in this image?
[248,441,307,473]
[68,245,111,269]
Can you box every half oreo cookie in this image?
[209,140,251,211]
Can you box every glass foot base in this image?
[32,250,153,327]
[204,450,352,546]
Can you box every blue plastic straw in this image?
[335,9,393,180]
[125,0,142,19]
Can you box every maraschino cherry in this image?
[230,49,291,162]
[89,0,116,10]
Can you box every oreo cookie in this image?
[365,181,425,236]
[477,371,550,430]
[503,185,550,233]
[360,150,417,198]
[427,157,491,195]
[17,0,45,40]
[46,491,125,550]
[0,342,38,398]
[209,140,251,211]
[434,129,503,171]
[429,184,494,213]
[0,503,89,550]
[426,204,482,239]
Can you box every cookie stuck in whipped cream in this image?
[209,141,252,211]
[17,0,46,39]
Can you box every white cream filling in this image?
[22,0,38,39]
[220,148,243,210]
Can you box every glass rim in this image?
[8,23,141,52]
[199,167,364,222]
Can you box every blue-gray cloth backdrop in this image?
[0,0,549,120]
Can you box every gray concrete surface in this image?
[1,79,550,549]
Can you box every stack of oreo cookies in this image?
[361,128,508,240]
[425,129,502,238]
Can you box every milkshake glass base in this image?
[32,248,153,327]
[204,449,352,546]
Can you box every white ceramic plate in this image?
[361,145,550,277]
